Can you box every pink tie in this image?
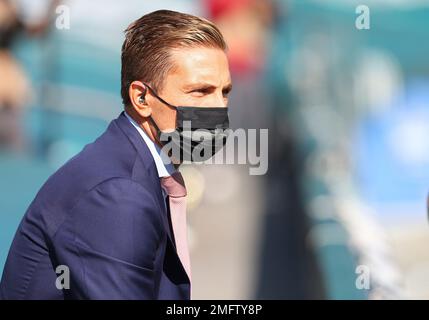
[160,172,192,285]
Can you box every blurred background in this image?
[1,0,429,299]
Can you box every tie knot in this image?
[160,172,187,197]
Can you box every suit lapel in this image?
[114,112,176,242]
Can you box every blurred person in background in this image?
[205,0,325,299]
[0,0,57,152]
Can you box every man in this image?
[0,9,231,299]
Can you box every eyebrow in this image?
[183,82,233,91]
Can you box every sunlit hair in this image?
[121,9,227,107]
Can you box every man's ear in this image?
[129,81,152,118]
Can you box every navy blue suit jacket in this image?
[0,112,190,299]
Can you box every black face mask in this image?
[142,83,230,163]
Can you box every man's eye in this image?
[191,89,209,94]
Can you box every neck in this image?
[124,107,182,168]
[125,107,160,147]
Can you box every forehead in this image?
[167,47,231,86]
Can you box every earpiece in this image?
[139,85,147,104]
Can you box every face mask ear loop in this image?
[142,83,178,146]
[143,83,178,110]
[146,116,163,146]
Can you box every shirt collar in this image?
[125,111,175,178]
